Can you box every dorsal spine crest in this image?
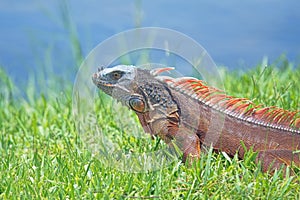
[153,68,300,133]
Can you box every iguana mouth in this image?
[92,72,115,96]
[92,72,112,86]
[92,65,137,99]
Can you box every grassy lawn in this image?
[0,59,299,199]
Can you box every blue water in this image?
[0,0,300,81]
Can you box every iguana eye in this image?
[110,71,124,80]
[113,72,121,80]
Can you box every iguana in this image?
[92,65,300,172]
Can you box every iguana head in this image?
[92,65,177,114]
[92,65,138,106]
[92,65,135,95]
[92,65,154,113]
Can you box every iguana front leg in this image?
[136,112,201,162]
[170,126,201,162]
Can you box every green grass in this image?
[0,60,300,199]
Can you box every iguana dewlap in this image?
[92,65,300,172]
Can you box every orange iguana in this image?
[92,65,300,172]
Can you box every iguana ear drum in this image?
[129,96,146,113]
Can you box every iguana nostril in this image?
[93,73,98,79]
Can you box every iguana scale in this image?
[92,65,300,172]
